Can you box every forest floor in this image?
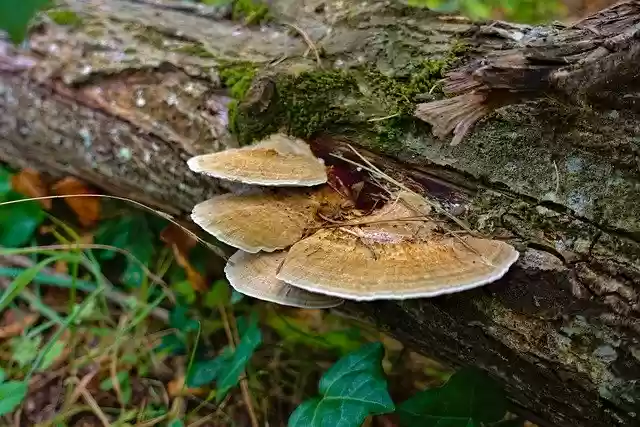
[0,165,454,427]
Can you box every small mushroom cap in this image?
[191,187,343,253]
[187,133,327,186]
[225,250,344,309]
[277,228,519,300]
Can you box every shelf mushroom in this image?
[225,250,343,309]
[190,187,345,253]
[187,134,520,306]
[187,133,328,186]
[275,196,520,301]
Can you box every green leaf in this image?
[0,380,27,416]
[95,214,155,287]
[186,346,234,388]
[37,339,65,371]
[215,314,262,401]
[156,332,186,355]
[397,367,508,427]
[0,0,52,43]
[167,420,185,427]
[0,368,5,383]
[204,280,231,307]
[169,305,199,333]
[288,342,395,427]
[0,191,45,248]
[173,280,196,305]
[10,335,41,368]
[0,167,12,195]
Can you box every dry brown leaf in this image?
[51,177,101,227]
[54,259,68,274]
[160,223,197,254]
[11,168,51,209]
[161,224,207,292]
[167,376,207,397]
[0,311,39,339]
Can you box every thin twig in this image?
[367,113,400,122]
[76,379,111,427]
[285,23,322,66]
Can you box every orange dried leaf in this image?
[12,168,51,209]
[167,376,207,397]
[161,224,206,292]
[160,224,197,254]
[0,311,39,339]
[51,177,101,227]
[54,259,68,274]
[173,245,207,292]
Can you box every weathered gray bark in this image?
[1,1,639,426]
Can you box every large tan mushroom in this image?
[225,250,344,308]
[276,196,519,300]
[187,133,327,186]
[191,187,344,253]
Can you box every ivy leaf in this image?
[0,380,27,416]
[95,213,155,287]
[397,367,508,427]
[0,172,45,247]
[186,347,234,388]
[215,313,262,401]
[288,342,395,427]
[0,0,52,43]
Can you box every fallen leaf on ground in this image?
[167,375,207,397]
[11,168,51,209]
[0,311,39,339]
[161,224,207,292]
[160,223,197,254]
[51,177,100,227]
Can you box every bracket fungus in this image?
[275,197,520,301]
[190,187,345,253]
[188,133,519,307]
[187,133,328,186]
[225,250,343,309]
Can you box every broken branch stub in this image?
[187,133,328,186]
[225,250,344,308]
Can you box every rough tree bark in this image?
[1,0,639,426]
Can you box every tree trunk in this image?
[1,0,639,425]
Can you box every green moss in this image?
[173,43,216,58]
[47,9,82,26]
[230,43,466,150]
[217,62,258,134]
[229,43,466,154]
[232,0,271,25]
[219,62,258,99]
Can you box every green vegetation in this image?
[0,164,526,425]
[407,0,566,23]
